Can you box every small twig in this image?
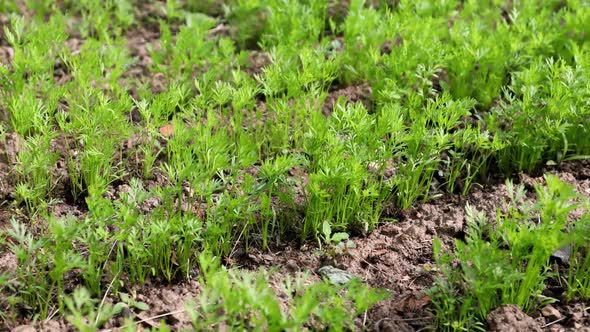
[374,316,432,330]
[104,240,118,266]
[44,307,59,323]
[120,309,186,329]
[95,241,119,325]
[95,271,119,325]
[389,316,432,322]
[208,24,229,37]
[362,310,368,327]
[229,223,248,259]
[541,316,567,329]
[540,306,590,330]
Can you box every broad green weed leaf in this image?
[331,232,349,243]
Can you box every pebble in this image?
[317,265,356,286]
[541,305,561,321]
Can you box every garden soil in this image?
[2,146,589,331]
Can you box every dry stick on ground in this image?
[392,317,432,322]
[541,316,568,329]
[542,306,590,329]
[120,309,187,329]
[95,271,120,326]
[229,222,248,260]
[376,316,432,323]
[44,307,59,323]
[94,241,119,325]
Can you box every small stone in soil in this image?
[551,244,571,264]
[541,305,562,321]
[317,265,357,286]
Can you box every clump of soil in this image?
[487,305,543,332]
[245,51,272,76]
[0,252,17,274]
[322,82,373,116]
[0,14,14,67]
[0,132,21,200]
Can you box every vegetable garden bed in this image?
[1,1,589,331]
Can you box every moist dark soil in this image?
[322,82,373,116]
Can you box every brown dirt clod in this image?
[322,82,373,116]
[487,305,543,332]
